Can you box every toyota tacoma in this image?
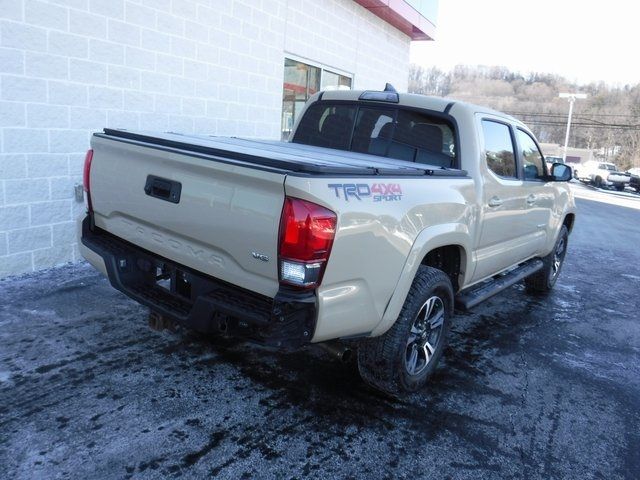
[79,86,576,395]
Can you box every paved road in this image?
[1,192,639,479]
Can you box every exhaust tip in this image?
[340,348,352,363]
[316,342,352,363]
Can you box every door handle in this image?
[526,194,537,205]
[144,175,182,204]
[488,196,503,207]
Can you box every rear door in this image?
[89,135,286,298]
[472,118,541,282]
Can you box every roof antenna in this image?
[384,83,397,93]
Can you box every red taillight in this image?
[83,149,93,213]
[278,197,337,288]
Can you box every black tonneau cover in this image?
[97,129,467,177]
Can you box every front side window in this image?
[516,129,546,180]
[482,120,517,178]
[293,102,456,168]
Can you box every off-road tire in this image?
[357,266,453,396]
[525,225,569,293]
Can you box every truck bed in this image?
[98,129,467,178]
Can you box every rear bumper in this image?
[606,174,630,185]
[80,215,316,348]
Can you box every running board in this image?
[455,259,544,311]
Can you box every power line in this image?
[506,113,640,129]
[519,121,640,131]
[506,111,640,118]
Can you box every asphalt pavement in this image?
[1,186,639,479]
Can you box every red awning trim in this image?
[354,0,436,41]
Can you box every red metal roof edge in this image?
[354,0,436,41]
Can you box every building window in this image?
[281,58,352,140]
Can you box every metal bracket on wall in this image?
[74,184,84,203]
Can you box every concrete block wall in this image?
[283,0,410,91]
[0,0,411,278]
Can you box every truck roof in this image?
[319,89,523,125]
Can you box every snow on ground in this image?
[1,194,639,479]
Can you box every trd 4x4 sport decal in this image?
[328,183,403,202]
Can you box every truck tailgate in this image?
[89,134,285,298]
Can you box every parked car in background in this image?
[627,167,640,193]
[545,155,564,172]
[576,160,630,190]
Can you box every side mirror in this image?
[551,162,572,182]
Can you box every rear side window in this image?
[482,120,517,178]
[292,102,456,168]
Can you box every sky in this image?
[410,0,640,86]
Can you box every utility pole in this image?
[559,93,587,162]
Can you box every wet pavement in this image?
[1,191,639,479]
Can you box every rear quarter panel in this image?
[285,175,476,342]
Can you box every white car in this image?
[576,160,630,191]
[545,155,564,173]
[628,167,640,193]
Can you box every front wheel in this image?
[357,266,453,396]
[525,225,569,293]
[615,184,625,191]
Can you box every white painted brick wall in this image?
[0,0,411,277]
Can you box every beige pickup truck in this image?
[79,86,576,395]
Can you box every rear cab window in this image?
[292,102,457,168]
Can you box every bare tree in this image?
[408,64,640,169]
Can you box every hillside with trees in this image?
[408,65,640,170]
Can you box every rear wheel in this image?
[525,225,569,293]
[615,184,625,191]
[357,266,453,396]
[594,176,603,188]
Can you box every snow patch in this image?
[620,274,640,281]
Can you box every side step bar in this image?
[455,259,544,311]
